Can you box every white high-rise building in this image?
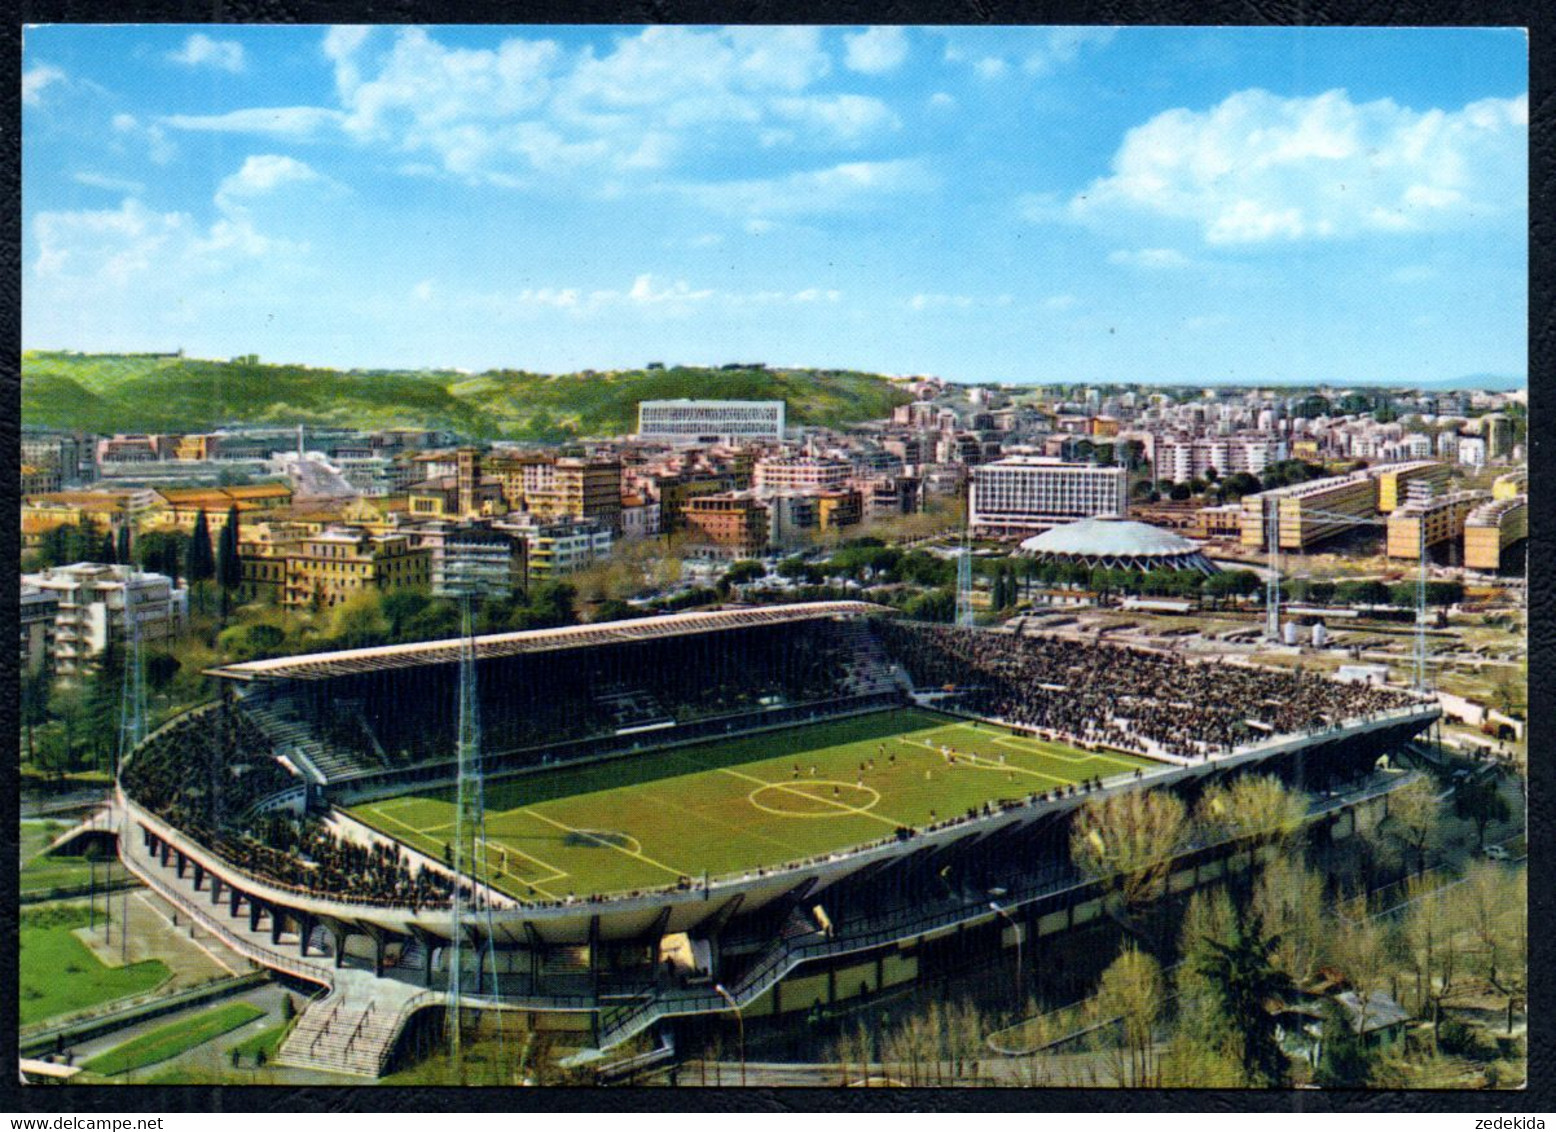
[22,563,186,678]
[969,457,1128,537]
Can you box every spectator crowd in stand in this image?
[876,621,1418,759]
[122,706,464,908]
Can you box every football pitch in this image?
[349,709,1157,903]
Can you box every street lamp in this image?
[713,982,746,1087]
[990,901,1022,1005]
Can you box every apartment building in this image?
[22,563,186,678]
[969,457,1128,537]
[1464,496,1527,572]
[1385,490,1490,559]
[282,529,432,609]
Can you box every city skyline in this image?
[22,24,1529,386]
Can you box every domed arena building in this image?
[1017,516,1220,575]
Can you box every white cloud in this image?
[23,63,65,106]
[1073,88,1528,244]
[843,27,908,75]
[162,106,347,140]
[72,171,147,194]
[908,293,973,311]
[1016,191,1066,223]
[1390,263,1438,283]
[928,92,956,111]
[1108,247,1193,269]
[400,273,839,322]
[1044,293,1077,310]
[214,155,338,216]
[112,113,176,165]
[168,33,246,73]
[145,25,908,210]
[1183,313,1230,330]
[31,197,297,291]
[942,27,1113,79]
[685,159,935,220]
[769,94,899,146]
[628,273,714,305]
[1022,27,1116,75]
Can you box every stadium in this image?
[112,601,1439,1077]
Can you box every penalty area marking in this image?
[746,780,882,819]
[521,807,689,880]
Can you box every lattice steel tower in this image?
[445,582,505,1075]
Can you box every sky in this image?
[21,24,1529,385]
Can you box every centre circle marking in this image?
[748,781,882,818]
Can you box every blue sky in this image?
[22,25,1528,385]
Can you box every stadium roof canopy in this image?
[1017,517,1219,575]
[207,601,887,682]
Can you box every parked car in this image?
[1484,844,1510,861]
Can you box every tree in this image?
[1169,482,1193,501]
[1426,580,1464,607]
[137,529,188,582]
[1453,775,1511,847]
[216,505,243,612]
[724,559,765,586]
[524,581,577,629]
[100,532,117,565]
[903,588,955,623]
[592,598,636,623]
[1095,944,1164,1087]
[1252,855,1327,986]
[116,525,132,567]
[1314,999,1375,1088]
[1190,907,1296,1087]
[20,667,52,764]
[1196,774,1309,849]
[328,590,389,648]
[1070,789,1189,920]
[185,511,216,611]
[84,638,126,772]
[1336,579,1389,607]
[1384,776,1441,877]
[39,518,103,568]
[1222,472,1262,499]
[381,589,431,640]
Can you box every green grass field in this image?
[19,905,170,1027]
[228,1021,291,1064]
[82,1002,265,1077]
[350,709,1154,902]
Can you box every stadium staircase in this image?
[277,982,431,1078]
[592,683,674,731]
[243,692,376,784]
[837,622,903,698]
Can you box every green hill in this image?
[21,353,912,440]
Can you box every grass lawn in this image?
[229,1021,292,1064]
[20,820,67,865]
[352,708,1154,902]
[19,904,170,1027]
[82,1002,266,1077]
[20,855,126,896]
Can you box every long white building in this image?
[636,400,786,443]
[969,457,1129,537]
